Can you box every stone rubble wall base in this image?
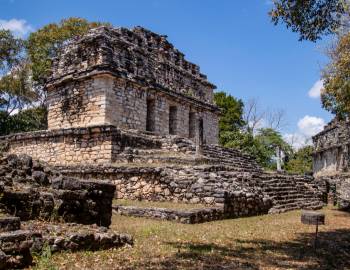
[316,174,350,211]
[0,154,115,227]
[59,165,273,217]
[0,221,133,270]
[60,164,323,215]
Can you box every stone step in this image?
[0,216,21,233]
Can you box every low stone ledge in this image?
[22,221,133,254]
[0,222,133,269]
[113,204,225,224]
[0,230,42,269]
[0,217,20,232]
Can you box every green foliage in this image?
[254,128,291,169]
[214,91,245,144]
[0,30,38,132]
[285,145,314,174]
[270,0,347,41]
[0,29,24,71]
[221,130,271,167]
[322,32,350,117]
[32,243,57,270]
[27,17,109,84]
[214,92,293,169]
[0,106,47,136]
[255,128,292,157]
[0,17,108,136]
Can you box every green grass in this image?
[114,199,206,210]
[30,206,350,270]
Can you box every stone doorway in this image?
[189,111,196,138]
[169,106,177,135]
[146,99,156,132]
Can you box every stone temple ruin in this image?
[0,26,325,267]
[313,118,350,210]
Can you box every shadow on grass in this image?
[131,229,350,270]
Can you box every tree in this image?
[0,106,47,136]
[321,32,350,117]
[243,98,265,134]
[285,145,314,174]
[214,92,292,169]
[220,130,272,167]
[27,17,109,85]
[0,30,37,132]
[0,18,108,135]
[255,128,292,169]
[243,98,287,133]
[270,0,348,41]
[214,91,245,144]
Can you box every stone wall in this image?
[0,154,116,227]
[45,26,220,144]
[316,174,350,211]
[57,164,272,212]
[0,154,133,269]
[47,76,110,130]
[0,125,161,165]
[58,163,323,214]
[312,118,350,176]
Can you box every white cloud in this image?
[0,18,33,37]
[283,115,326,150]
[308,79,324,99]
[283,133,311,150]
[297,115,325,137]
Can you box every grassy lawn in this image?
[114,199,207,210]
[32,206,350,270]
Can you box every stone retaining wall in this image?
[113,205,225,224]
[58,164,273,218]
[0,154,116,227]
[0,126,161,165]
[316,174,350,211]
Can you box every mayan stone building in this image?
[47,26,219,143]
[1,26,221,165]
[0,26,324,218]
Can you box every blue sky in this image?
[0,0,333,147]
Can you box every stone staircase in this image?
[114,134,262,173]
[258,174,324,213]
[108,131,324,213]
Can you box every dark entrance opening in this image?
[146,99,155,132]
[189,111,196,138]
[169,106,177,135]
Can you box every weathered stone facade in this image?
[46,26,219,144]
[1,125,160,165]
[312,118,350,177]
[312,118,350,211]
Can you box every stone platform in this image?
[1,125,324,219]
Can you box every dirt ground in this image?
[32,206,350,270]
